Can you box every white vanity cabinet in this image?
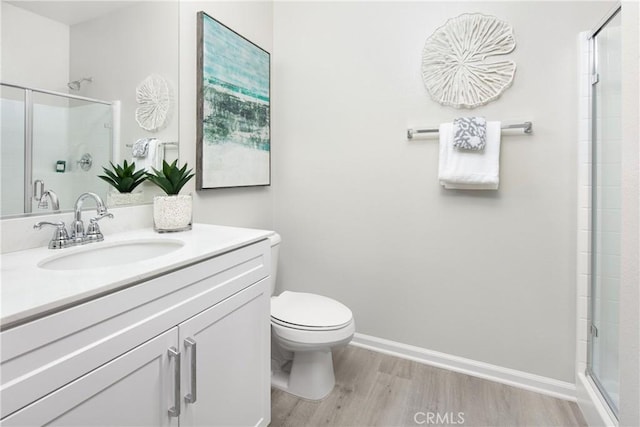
[179,279,269,427]
[0,238,271,427]
[3,328,180,427]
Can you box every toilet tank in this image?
[268,233,281,295]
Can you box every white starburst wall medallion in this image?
[135,74,171,131]
[422,13,516,109]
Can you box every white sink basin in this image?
[38,239,185,270]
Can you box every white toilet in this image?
[268,233,355,400]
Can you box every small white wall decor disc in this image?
[135,74,171,131]
[422,13,516,109]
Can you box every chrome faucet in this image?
[34,192,114,249]
[70,192,113,244]
[37,189,60,211]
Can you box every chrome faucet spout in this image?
[74,192,106,221]
[38,189,60,211]
[71,192,111,243]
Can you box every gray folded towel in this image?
[453,117,487,151]
[132,138,149,158]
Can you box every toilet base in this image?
[271,349,335,400]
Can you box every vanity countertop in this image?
[0,223,272,330]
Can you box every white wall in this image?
[179,1,274,230]
[273,1,613,383]
[618,2,639,425]
[1,2,70,92]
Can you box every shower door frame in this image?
[586,3,622,420]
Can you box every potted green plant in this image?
[146,160,195,232]
[98,160,147,207]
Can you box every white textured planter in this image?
[107,190,144,207]
[153,194,192,232]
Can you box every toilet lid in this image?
[271,291,353,329]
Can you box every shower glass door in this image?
[0,83,113,217]
[588,6,621,417]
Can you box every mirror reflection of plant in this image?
[146,160,194,195]
[98,160,147,193]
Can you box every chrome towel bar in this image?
[407,121,533,140]
[125,141,178,148]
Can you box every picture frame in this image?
[196,12,271,190]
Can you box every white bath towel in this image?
[133,138,160,172]
[438,121,501,190]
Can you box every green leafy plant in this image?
[146,160,194,195]
[98,160,147,193]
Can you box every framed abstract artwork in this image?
[196,12,270,189]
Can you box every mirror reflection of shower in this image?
[0,81,115,217]
[67,77,93,91]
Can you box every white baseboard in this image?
[350,332,577,402]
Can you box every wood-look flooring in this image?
[270,345,586,427]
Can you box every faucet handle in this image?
[90,212,114,223]
[34,221,71,249]
[85,212,114,242]
[34,220,65,229]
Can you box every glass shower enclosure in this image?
[588,5,621,418]
[0,82,117,217]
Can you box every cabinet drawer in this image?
[0,239,269,419]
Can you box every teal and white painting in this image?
[196,12,270,189]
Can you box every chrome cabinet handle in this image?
[184,338,197,404]
[168,347,181,418]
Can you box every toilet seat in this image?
[271,291,353,330]
[271,317,351,331]
[271,317,355,350]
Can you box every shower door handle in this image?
[33,179,44,201]
[184,338,197,404]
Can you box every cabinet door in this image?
[179,279,270,427]
[2,329,180,427]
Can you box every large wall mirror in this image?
[0,1,179,218]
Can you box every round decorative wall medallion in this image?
[135,74,171,132]
[422,13,516,109]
